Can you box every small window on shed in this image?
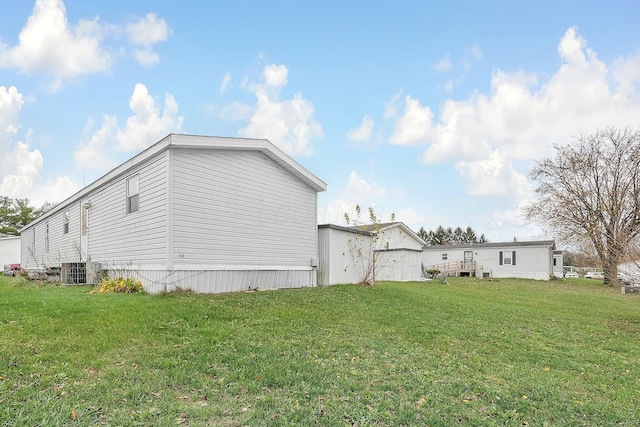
[442,253,448,260]
[127,174,140,214]
[63,211,69,234]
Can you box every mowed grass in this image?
[1,276,639,426]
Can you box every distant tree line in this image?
[417,225,488,246]
[0,196,55,236]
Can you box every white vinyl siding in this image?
[317,225,374,286]
[172,150,317,267]
[88,154,168,266]
[0,236,21,266]
[63,211,69,234]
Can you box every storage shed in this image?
[317,222,426,285]
[0,235,21,267]
[20,134,326,293]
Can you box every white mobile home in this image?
[422,240,560,280]
[21,134,326,293]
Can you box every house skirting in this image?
[104,267,317,294]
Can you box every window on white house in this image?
[63,211,69,234]
[442,253,448,260]
[127,174,140,214]
[45,222,49,253]
[499,250,517,265]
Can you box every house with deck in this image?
[20,134,326,293]
[422,240,562,280]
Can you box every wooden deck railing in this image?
[423,261,476,276]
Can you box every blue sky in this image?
[2,0,640,242]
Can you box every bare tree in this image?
[343,205,396,286]
[524,127,640,286]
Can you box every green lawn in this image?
[1,276,638,426]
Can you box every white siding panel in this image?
[22,204,82,269]
[88,153,168,266]
[375,250,423,282]
[317,226,373,285]
[0,237,20,266]
[382,226,423,251]
[105,267,316,294]
[172,150,317,267]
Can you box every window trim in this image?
[499,250,517,266]
[126,174,140,214]
[63,211,69,235]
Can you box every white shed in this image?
[317,222,426,285]
[20,134,326,293]
[422,240,559,280]
[0,235,21,267]
[317,224,374,286]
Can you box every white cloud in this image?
[0,1,168,89]
[318,171,389,225]
[132,47,159,68]
[612,52,640,95]
[469,44,483,61]
[394,208,425,231]
[387,26,640,200]
[0,86,23,147]
[0,86,41,199]
[455,149,532,200]
[116,83,183,151]
[346,115,374,141]
[218,101,254,121]
[220,72,232,94]
[73,115,119,170]
[125,13,169,67]
[75,83,184,171]
[388,95,435,146]
[238,63,323,156]
[433,54,453,72]
[126,13,168,46]
[0,140,44,199]
[263,64,288,88]
[0,0,110,90]
[29,176,80,206]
